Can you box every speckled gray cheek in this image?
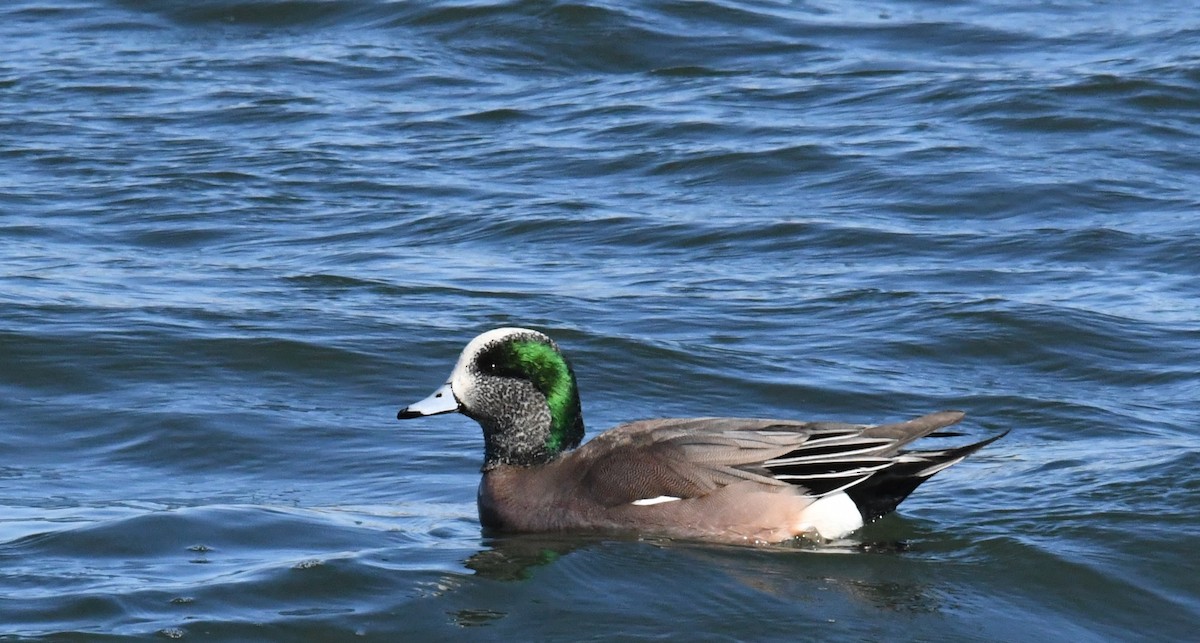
[459,371,554,468]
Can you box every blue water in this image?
[2,0,1199,640]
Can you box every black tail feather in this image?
[845,431,1007,523]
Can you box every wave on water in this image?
[2,0,1198,639]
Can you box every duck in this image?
[397,327,1004,544]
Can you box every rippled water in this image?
[3,0,1198,640]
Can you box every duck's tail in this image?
[844,429,1008,524]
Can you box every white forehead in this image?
[452,327,548,372]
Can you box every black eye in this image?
[475,346,497,374]
[476,345,519,379]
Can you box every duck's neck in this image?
[475,398,584,470]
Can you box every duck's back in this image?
[478,411,999,542]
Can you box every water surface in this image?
[2,1,1198,640]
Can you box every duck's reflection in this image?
[459,521,945,614]
[462,532,600,581]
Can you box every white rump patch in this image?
[631,495,682,506]
[796,492,864,540]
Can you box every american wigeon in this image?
[398,327,1003,544]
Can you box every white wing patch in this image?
[631,495,682,506]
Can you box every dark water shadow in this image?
[462,532,610,581]
[457,523,947,616]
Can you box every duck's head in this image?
[397,327,585,469]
